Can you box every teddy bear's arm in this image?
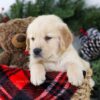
[0,42,8,52]
[0,52,11,65]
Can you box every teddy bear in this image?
[0,17,35,69]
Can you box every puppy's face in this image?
[26,15,73,62]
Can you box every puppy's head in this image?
[26,15,73,62]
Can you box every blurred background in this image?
[0,0,100,99]
[0,0,100,32]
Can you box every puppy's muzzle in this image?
[33,48,42,57]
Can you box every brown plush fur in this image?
[0,17,35,68]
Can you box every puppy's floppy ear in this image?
[26,38,30,51]
[59,23,73,51]
[26,27,30,51]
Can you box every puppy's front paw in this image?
[30,70,46,86]
[30,64,46,86]
[67,64,85,86]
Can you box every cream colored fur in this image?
[26,15,94,86]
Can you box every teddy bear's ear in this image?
[26,39,30,51]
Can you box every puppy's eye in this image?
[45,36,52,41]
[31,37,34,41]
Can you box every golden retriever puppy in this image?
[26,15,93,86]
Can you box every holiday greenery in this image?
[91,59,100,87]
[6,0,100,33]
[0,14,9,23]
[91,58,100,99]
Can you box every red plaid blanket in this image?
[0,65,77,100]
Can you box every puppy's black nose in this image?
[33,48,42,56]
